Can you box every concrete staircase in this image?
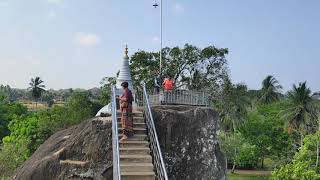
[117,112,156,180]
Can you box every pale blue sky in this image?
[0,0,319,92]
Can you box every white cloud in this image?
[173,3,185,13]
[74,32,101,46]
[152,36,160,44]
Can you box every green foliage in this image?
[258,75,282,104]
[0,90,102,177]
[0,100,28,142]
[0,85,15,102]
[99,77,116,105]
[282,82,318,147]
[130,44,229,94]
[36,91,102,140]
[28,77,46,105]
[0,139,30,177]
[219,132,260,169]
[236,143,259,168]
[66,91,102,123]
[218,78,251,132]
[271,131,320,180]
[42,91,55,107]
[3,115,39,153]
[240,103,294,168]
[219,132,242,166]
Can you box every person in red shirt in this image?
[162,76,174,103]
[162,76,174,91]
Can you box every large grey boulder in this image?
[14,117,113,180]
[14,105,226,180]
[151,105,227,180]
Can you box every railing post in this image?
[141,81,169,180]
[112,86,121,180]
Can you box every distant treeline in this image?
[0,84,102,105]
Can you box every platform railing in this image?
[136,89,209,107]
[111,86,121,180]
[141,82,169,180]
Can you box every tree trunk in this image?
[231,143,237,173]
[231,160,236,173]
[316,140,319,171]
[300,132,304,147]
[298,129,304,147]
[225,158,228,174]
[261,156,264,169]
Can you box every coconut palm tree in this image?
[312,92,320,169]
[218,78,251,173]
[28,77,46,108]
[219,79,248,131]
[259,75,282,104]
[283,82,318,147]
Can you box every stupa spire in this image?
[124,44,129,59]
[116,45,133,90]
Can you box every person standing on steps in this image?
[117,82,134,142]
[162,75,174,104]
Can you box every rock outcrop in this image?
[14,105,226,180]
[151,105,227,180]
[14,117,113,180]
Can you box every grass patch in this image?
[19,101,66,111]
[228,171,270,180]
[228,174,269,180]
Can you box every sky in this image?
[0,0,319,92]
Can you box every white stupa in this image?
[96,45,134,116]
[116,45,133,90]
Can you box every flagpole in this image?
[160,0,163,76]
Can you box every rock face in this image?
[14,117,113,180]
[151,105,227,180]
[14,106,226,180]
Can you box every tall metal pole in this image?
[160,0,163,76]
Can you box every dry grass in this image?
[19,101,66,111]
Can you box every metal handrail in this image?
[136,89,209,107]
[142,82,169,180]
[151,90,209,106]
[111,86,121,180]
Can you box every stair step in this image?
[120,141,149,148]
[119,134,148,141]
[120,163,154,172]
[118,122,146,128]
[121,171,155,180]
[120,155,153,163]
[117,112,144,117]
[120,147,150,155]
[118,117,145,123]
[119,128,147,135]
[121,172,155,180]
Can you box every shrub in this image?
[271,131,320,180]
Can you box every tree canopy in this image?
[130,44,229,95]
[259,75,282,104]
[28,77,46,107]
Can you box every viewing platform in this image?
[135,89,209,107]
